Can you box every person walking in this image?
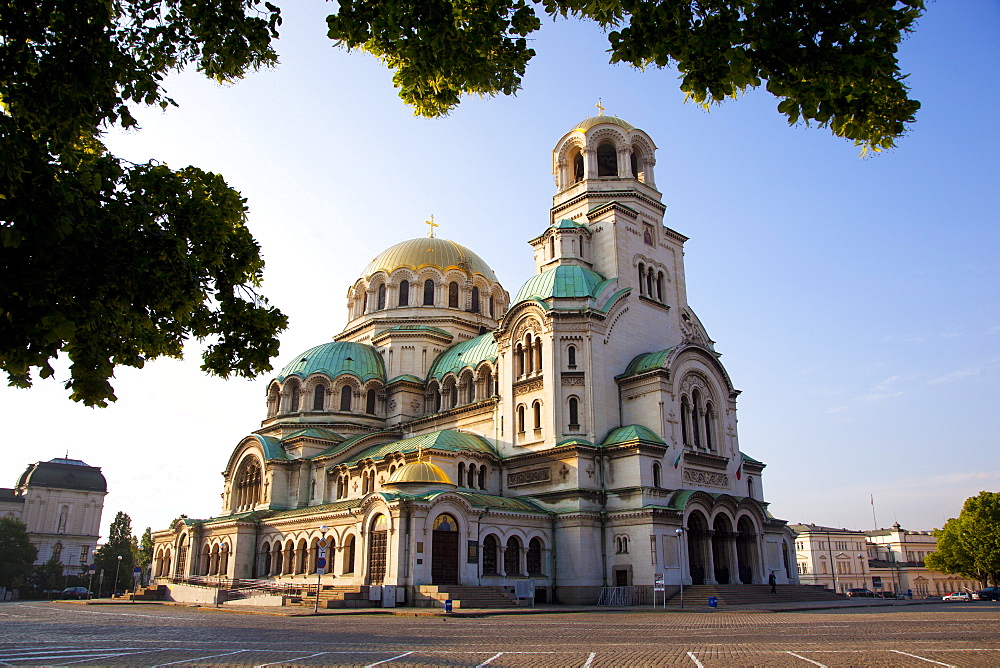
[769,571,777,594]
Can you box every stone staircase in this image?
[127,584,167,601]
[667,584,844,606]
[415,584,519,609]
[288,585,377,609]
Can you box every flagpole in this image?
[871,494,878,530]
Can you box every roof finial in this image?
[417,444,424,461]
[425,215,438,238]
[596,99,605,115]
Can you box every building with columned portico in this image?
[152,114,798,605]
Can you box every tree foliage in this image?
[926,491,1000,587]
[93,511,136,594]
[0,0,288,407]
[138,527,154,570]
[327,0,924,151]
[32,555,65,594]
[0,517,38,590]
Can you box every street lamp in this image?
[314,525,328,614]
[675,528,685,609]
[113,555,123,598]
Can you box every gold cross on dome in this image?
[425,215,438,238]
[596,99,605,115]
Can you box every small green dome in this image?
[574,115,635,133]
[277,341,385,383]
[427,333,498,381]
[511,265,612,307]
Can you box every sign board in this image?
[514,580,533,599]
[872,576,883,588]
[133,567,142,574]
[316,557,326,569]
[317,567,326,575]
[653,573,665,592]
[318,548,327,559]
[318,539,328,549]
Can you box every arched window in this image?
[515,343,524,377]
[704,401,715,450]
[517,405,525,433]
[573,151,584,183]
[376,284,386,310]
[524,334,534,373]
[468,464,476,488]
[366,388,377,414]
[423,279,435,305]
[457,462,465,488]
[434,386,442,412]
[647,267,655,297]
[234,458,262,511]
[340,385,352,412]
[691,389,702,447]
[568,397,579,426]
[312,384,325,411]
[267,386,280,416]
[471,286,480,313]
[448,281,459,308]
[532,401,541,430]
[681,395,690,445]
[597,142,617,176]
[630,151,639,180]
[656,272,664,302]
[343,535,356,573]
[653,462,662,488]
[398,280,409,306]
[290,384,300,412]
[52,541,63,562]
[504,537,522,576]
[567,345,577,368]
[483,535,500,575]
[534,339,542,371]
[489,296,495,319]
[549,236,555,259]
[638,263,645,295]
[527,538,543,575]
[478,465,486,490]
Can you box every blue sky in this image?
[2,0,997,541]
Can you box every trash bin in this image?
[708,597,718,608]
[444,599,453,613]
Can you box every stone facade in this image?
[0,458,107,574]
[152,115,798,605]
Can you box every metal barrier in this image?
[596,586,648,606]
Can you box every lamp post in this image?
[675,528,684,609]
[314,525,328,614]
[113,555,123,598]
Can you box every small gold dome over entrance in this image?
[386,460,455,486]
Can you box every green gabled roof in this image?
[343,429,498,467]
[510,265,614,310]
[741,452,766,467]
[556,437,596,448]
[427,333,497,381]
[621,348,675,378]
[588,200,638,214]
[388,374,425,384]
[316,430,398,459]
[601,424,666,446]
[375,325,453,340]
[277,341,385,383]
[425,491,549,514]
[265,498,361,520]
[251,434,287,461]
[282,428,342,443]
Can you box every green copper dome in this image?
[427,333,498,381]
[511,265,614,307]
[277,341,385,383]
[360,237,498,282]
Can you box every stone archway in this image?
[431,514,459,585]
[712,515,733,585]
[736,516,759,584]
[686,511,710,585]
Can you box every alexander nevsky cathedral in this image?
[152,115,798,605]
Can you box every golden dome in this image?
[386,460,455,486]
[361,237,498,282]
[574,115,635,133]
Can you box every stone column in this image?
[704,530,717,585]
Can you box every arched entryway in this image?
[736,516,759,584]
[368,514,388,584]
[686,512,709,585]
[431,513,459,584]
[712,515,733,584]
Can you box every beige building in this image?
[0,457,108,574]
[867,523,978,598]
[790,524,870,594]
[153,115,798,605]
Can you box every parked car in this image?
[975,587,1000,601]
[846,588,876,598]
[943,592,971,601]
[60,587,91,600]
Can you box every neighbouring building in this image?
[791,522,980,597]
[0,457,108,574]
[152,113,798,606]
